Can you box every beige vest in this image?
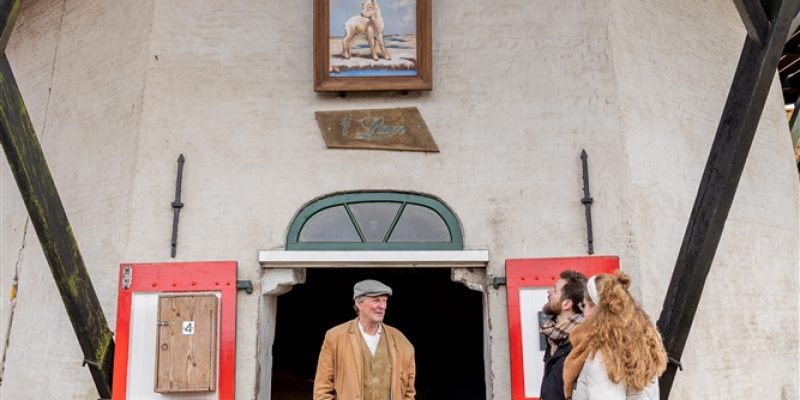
[360,331,392,400]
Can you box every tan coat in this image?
[313,319,416,400]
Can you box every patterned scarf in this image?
[540,313,584,352]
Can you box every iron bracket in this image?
[580,149,595,254]
[491,276,506,289]
[237,280,254,294]
[667,355,684,371]
[121,265,132,289]
[170,154,185,258]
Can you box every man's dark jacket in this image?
[540,340,572,400]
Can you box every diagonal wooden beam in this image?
[657,0,800,398]
[0,0,20,53]
[0,5,114,396]
[789,94,800,158]
[733,0,771,45]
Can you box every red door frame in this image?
[506,256,619,400]
[112,261,237,399]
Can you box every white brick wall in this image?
[1,0,797,399]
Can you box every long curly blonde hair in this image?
[579,272,667,391]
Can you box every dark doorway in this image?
[270,268,486,399]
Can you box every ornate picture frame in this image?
[313,0,432,92]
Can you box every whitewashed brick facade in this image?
[1,1,797,399]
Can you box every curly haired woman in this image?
[562,272,667,400]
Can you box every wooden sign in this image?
[315,107,439,152]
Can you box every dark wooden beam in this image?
[0,2,114,397]
[0,54,113,398]
[733,0,771,45]
[780,67,800,83]
[778,53,800,71]
[784,26,800,48]
[0,0,20,53]
[656,0,799,398]
[789,93,800,153]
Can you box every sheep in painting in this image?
[341,0,391,61]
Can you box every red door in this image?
[506,256,619,400]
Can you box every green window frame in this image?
[287,192,463,250]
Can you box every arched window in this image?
[287,192,463,250]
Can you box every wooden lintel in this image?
[0,55,114,398]
[733,0,771,45]
[656,0,800,398]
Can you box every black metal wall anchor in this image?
[580,149,594,254]
[237,280,254,294]
[82,358,102,369]
[170,154,185,258]
[490,276,506,289]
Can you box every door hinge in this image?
[122,266,133,289]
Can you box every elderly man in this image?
[313,279,416,400]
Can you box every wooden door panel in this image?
[155,294,218,393]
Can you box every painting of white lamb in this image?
[329,0,417,77]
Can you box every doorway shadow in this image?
[271,268,486,399]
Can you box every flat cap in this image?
[353,279,392,299]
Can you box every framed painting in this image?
[313,0,432,92]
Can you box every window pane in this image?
[388,204,451,242]
[299,206,361,242]
[350,202,401,242]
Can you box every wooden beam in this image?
[0,0,21,53]
[733,0,771,45]
[778,53,800,71]
[780,67,800,83]
[789,93,800,153]
[0,54,113,398]
[656,0,800,398]
[784,26,800,48]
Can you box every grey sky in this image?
[329,0,416,37]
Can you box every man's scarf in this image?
[539,313,584,350]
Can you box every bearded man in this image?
[540,270,587,400]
